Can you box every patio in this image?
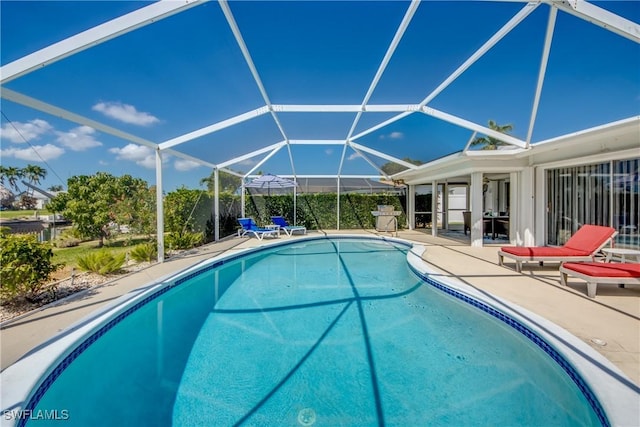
[2,229,638,388]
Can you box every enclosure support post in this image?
[214,167,220,242]
[443,181,449,231]
[408,184,415,230]
[431,180,438,237]
[337,176,341,230]
[470,172,484,247]
[241,183,246,218]
[522,167,535,246]
[293,178,297,225]
[155,149,165,263]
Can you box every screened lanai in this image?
[1,0,638,260]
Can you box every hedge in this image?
[245,193,408,231]
[188,191,427,239]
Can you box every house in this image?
[395,117,640,249]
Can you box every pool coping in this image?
[1,235,638,426]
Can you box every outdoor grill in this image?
[371,205,402,234]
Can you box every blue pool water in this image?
[24,238,604,426]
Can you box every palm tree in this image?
[3,167,23,193]
[22,164,47,196]
[470,120,514,150]
[0,166,7,186]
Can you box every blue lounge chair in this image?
[271,216,307,236]
[237,218,279,240]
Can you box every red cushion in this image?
[500,246,589,258]
[501,224,615,259]
[563,224,616,253]
[562,262,640,278]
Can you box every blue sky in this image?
[1,0,638,192]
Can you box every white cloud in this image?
[238,159,257,166]
[379,131,404,140]
[347,152,362,160]
[325,148,334,155]
[109,143,152,160]
[55,126,102,151]
[174,159,201,171]
[0,119,52,143]
[92,102,160,126]
[109,143,158,169]
[137,156,157,169]
[1,144,64,161]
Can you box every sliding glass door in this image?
[613,159,639,248]
[546,158,639,249]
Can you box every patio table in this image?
[484,215,509,240]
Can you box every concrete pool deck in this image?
[1,229,639,390]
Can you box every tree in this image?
[0,185,15,209]
[18,195,37,210]
[200,170,242,193]
[49,172,151,247]
[48,185,64,192]
[164,187,207,237]
[22,164,47,196]
[47,191,70,215]
[2,166,23,193]
[470,120,514,150]
[0,164,49,205]
[111,177,156,238]
[381,157,424,175]
[0,166,7,187]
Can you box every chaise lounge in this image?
[237,218,279,240]
[498,224,617,272]
[271,216,307,236]
[560,262,640,298]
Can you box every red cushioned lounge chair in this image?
[498,224,617,272]
[560,262,640,298]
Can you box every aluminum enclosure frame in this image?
[1,0,638,260]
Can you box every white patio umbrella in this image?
[244,174,299,224]
[245,173,297,195]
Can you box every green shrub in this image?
[54,228,81,248]
[55,236,80,248]
[130,242,157,263]
[166,231,203,250]
[245,193,406,230]
[0,230,62,301]
[76,250,126,275]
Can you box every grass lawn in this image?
[53,235,152,269]
[0,209,51,220]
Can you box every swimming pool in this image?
[1,236,637,426]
